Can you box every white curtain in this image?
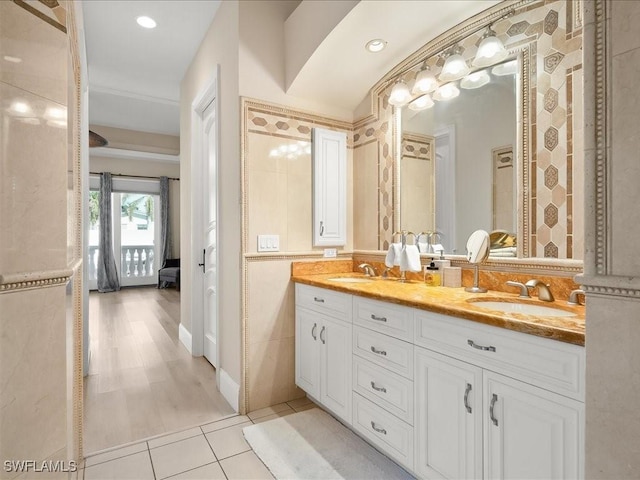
[97,172,120,292]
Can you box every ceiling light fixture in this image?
[473,25,508,67]
[10,101,31,115]
[433,82,460,102]
[412,64,438,95]
[136,16,157,29]
[408,94,434,111]
[439,47,470,83]
[388,80,412,106]
[460,70,491,89]
[365,39,387,53]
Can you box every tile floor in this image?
[79,398,316,480]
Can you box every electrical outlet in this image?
[257,235,279,252]
[323,248,337,258]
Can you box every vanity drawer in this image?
[353,326,414,379]
[295,284,352,321]
[353,296,414,342]
[353,356,414,425]
[414,309,585,400]
[353,392,414,471]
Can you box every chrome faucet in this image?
[568,289,585,305]
[525,279,555,302]
[358,263,377,277]
[382,267,397,279]
[506,281,530,298]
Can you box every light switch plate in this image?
[257,235,279,252]
[323,248,337,258]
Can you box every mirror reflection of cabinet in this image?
[312,127,347,247]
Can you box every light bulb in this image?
[136,16,157,29]
[473,29,508,67]
[412,67,438,94]
[439,53,470,82]
[388,80,411,106]
[408,94,434,111]
[433,83,460,101]
[460,70,490,89]
[365,39,387,53]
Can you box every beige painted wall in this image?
[353,141,379,250]
[180,0,241,387]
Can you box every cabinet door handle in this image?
[370,421,387,435]
[311,323,317,341]
[370,346,387,356]
[370,314,388,322]
[370,381,387,393]
[319,221,324,236]
[467,339,496,352]
[320,326,326,345]
[490,393,499,426]
[313,297,325,303]
[464,383,472,414]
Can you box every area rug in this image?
[242,408,414,480]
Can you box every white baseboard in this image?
[219,369,240,413]
[179,323,192,354]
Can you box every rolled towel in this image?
[385,242,403,268]
[400,244,422,272]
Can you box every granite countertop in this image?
[291,272,585,346]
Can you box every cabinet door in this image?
[415,348,483,480]
[295,308,320,399]
[312,127,347,246]
[320,315,352,422]
[484,372,583,480]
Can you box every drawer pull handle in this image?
[370,346,387,356]
[490,393,499,426]
[464,383,472,414]
[320,326,326,345]
[371,421,387,435]
[370,381,387,393]
[313,297,325,303]
[467,339,496,352]
[311,323,317,341]
[370,314,387,322]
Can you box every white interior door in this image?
[202,100,218,368]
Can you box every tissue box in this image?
[443,266,462,288]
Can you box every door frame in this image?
[188,68,220,370]
[434,124,456,253]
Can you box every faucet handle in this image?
[568,289,585,306]
[506,280,530,298]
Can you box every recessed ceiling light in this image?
[365,39,387,53]
[3,55,22,63]
[136,16,157,29]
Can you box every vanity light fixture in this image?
[473,25,508,67]
[460,69,491,89]
[3,55,22,63]
[439,47,470,83]
[136,16,157,29]
[411,64,438,95]
[433,82,460,101]
[388,80,412,106]
[492,59,517,76]
[408,94,434,111]
[9,101,31,115]
[365,39,387,53]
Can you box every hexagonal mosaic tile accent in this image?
[544,10,559,35]
[507,21,529,36]
[544,127,559,151]
[544,242,559,258]
[544,165,559,188]
[544,88,558,112]
[544,204,558,228]
[544,51,565,74]
[275,121,289,131]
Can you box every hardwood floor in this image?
[83,287,235,454]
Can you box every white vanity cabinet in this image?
[295,284,352,423]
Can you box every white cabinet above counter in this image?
[294,281,584,479]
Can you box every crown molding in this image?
[90,147,179,164]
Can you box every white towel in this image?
[431,243,445,256]
[417,242,430,254]
[400,245,421,272]
[385,243,403,268]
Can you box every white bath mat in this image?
[242,408,414,480]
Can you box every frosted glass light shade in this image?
[439,54,470,82]
[408,94,434,111]
[433,83,460,101]
[389,80,411,106]
[460,70,490,89]
[473,34,508,67]
[412,68,438,94]
[492,59,517,76]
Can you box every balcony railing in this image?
[88,244,156,287]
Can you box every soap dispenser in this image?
[423,259,441,287]
[433,249,450,275]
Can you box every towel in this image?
[417,242,430,254]
[400,244,421,272]
[431,243,445,256]
[385,243,403,268]
[489,246,517,257]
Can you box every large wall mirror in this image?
[358,0,583,261]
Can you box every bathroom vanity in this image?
[293,274,584,480]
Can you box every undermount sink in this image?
[327,277,373,284]
[470,300,577,317]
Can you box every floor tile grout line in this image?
[162,461,221,480]
[146,443,158,480]
[201,419,253,435]
[83,447,148,469]
[202,430,221,463]
[147,430,203,451]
